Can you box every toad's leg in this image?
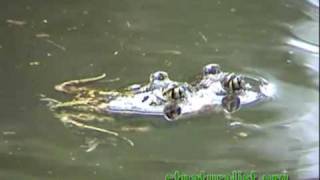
[41,96,104,114]
[43,98,97,111]
[52,99,97,112]
[55,112,134,146]
[55,73,107,94]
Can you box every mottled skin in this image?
[42,64,273,146]
[42,72,189,146]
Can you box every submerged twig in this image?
[6,19,27,26]
[35,33,50,38]
[45,39,66,51]
[198,32,208,43]
[156,50,182,55]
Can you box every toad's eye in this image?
[223,73,246,92]
[163,85,186,101]
[150,71,169,82]
[203,64,221,76]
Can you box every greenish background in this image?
[0,0,318,179]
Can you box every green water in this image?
[0,0,318,179]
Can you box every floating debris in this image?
[230,8,237,13]
[29,61,40,66]
[35,33,50,38]
[164,59,172,67]
[42,19,48,23]
[120,126,151,132]
[85,139,100,152]
[47,53,52,57]
[157,50,182,55]
[67,26,78,31]
[2,131,16,135]
[238,132,248,137]
[113,51,119,55]
[126,21,131,28]
[229,121,242,127]
[82,10,89,15]
[45,39,66,51]
[286,59,292,64]
[6,19,27,26]
[198,32,208,43]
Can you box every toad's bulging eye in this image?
[223,73,246,92]
[163,85,187,101]
[203,64,221,76]
[150,71,169,82]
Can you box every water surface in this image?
[0,0,318,179]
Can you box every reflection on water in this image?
[287,38,318,54]
[0,0,318,179]
[284,1,319,179]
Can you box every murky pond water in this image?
[0,0,318,179]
